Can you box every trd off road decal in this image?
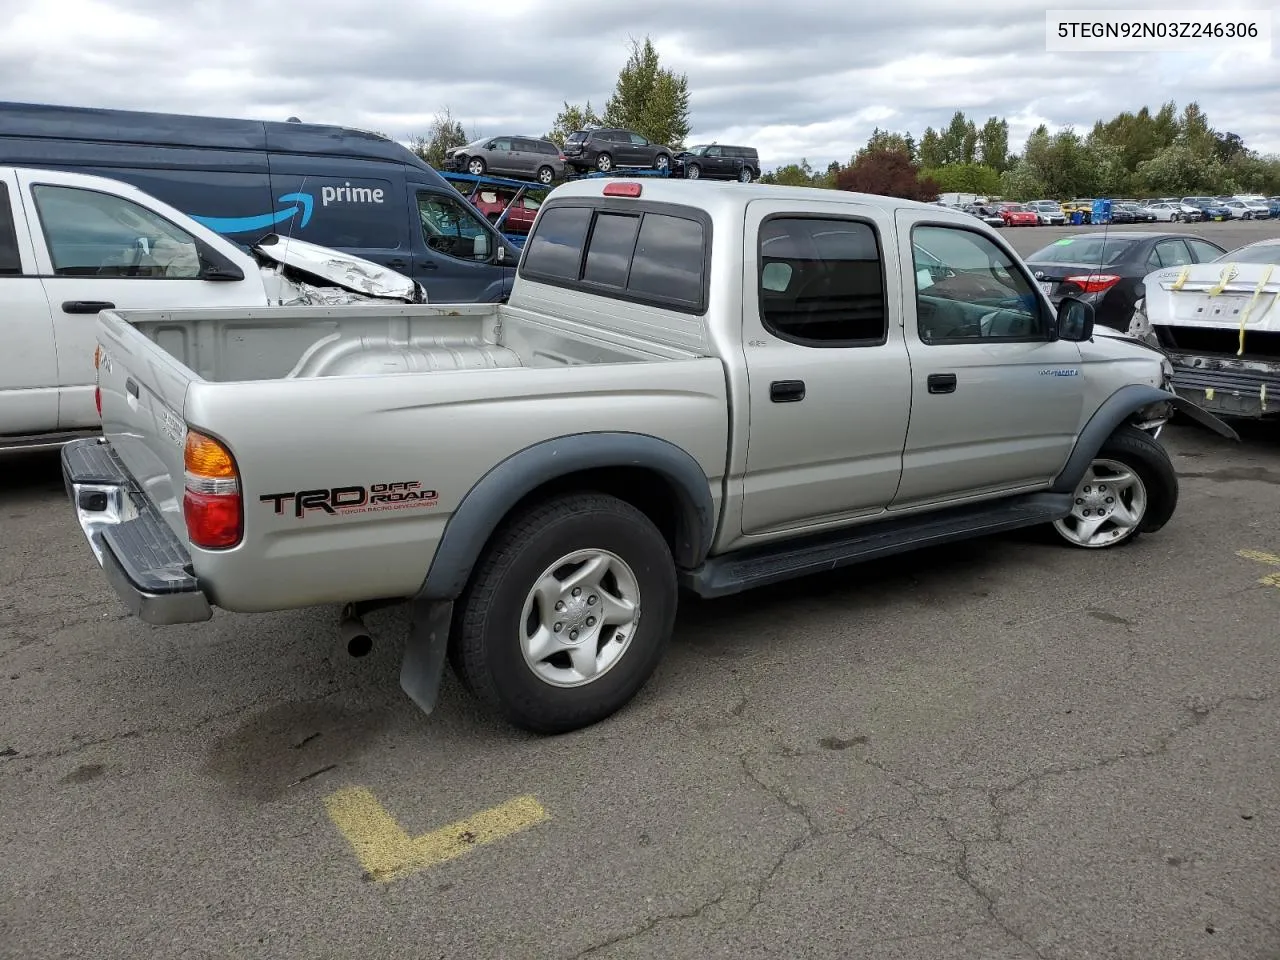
[260,482,438,518]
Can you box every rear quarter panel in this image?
[184,359,730,612]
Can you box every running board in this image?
[681,492,1074,599]
[0,428,100,454]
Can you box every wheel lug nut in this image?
[571,587,581,597]
[555,601,565,611]
[554,622,563,632]
[586,617,596,626]
[1075,498,1083,504]
[570,630,579,640]
[587,595,597,605]
[1106,496,1114,503]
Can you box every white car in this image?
[1141,202,1180,222]
[1226,196,1271,220]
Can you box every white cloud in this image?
[0,0,1276,168]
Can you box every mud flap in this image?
[399,599,454,715]
[1172,396,1240,441]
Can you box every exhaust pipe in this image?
[339,612,373,658]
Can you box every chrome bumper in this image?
[61,438,212,625]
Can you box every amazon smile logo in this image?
[190,182,386,235]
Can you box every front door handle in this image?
[386,258,408,270]
[62,300,116,315]
[770,379,805,403]
[927,373,957,394]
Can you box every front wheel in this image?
[467,157,486,176]
[1051,425,1178,549]
[685,162,701,180]
[449,492,678,734]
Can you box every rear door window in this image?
[521,205,592,279]
[582,212,640,287]
[0,183,21,275]
[627,213,703,305]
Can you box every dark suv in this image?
[672,144,760,182]
[561,127,673,174]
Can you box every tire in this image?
[738,166,754,183]
[595,152,614,173]
[1051,424,1178,549]
[685,162,701,180]
[467,157,486,176]
[450,492,678,734]
[536,165,555,185]
[654,153,670,173]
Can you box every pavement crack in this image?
[568,887,729,959]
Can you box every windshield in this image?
[685,145,708,155]
[1004,204,1028,212]
[1217,242,1280,265]
[1027,236,1135,265]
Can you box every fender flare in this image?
[417,432,717,601]
[1050,385,1174,493]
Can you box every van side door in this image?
[0,169,60,437]
[16,170,268,431]
[266,157,411,274]
[409,185,513,302]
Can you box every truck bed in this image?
[121,300,708,383]
[93,299,729,613]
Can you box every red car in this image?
[999,203,1039,226]
[469,189,543,233]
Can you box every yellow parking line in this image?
[324,787,550,883]
[1236,550,1280,590]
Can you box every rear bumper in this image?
[61,438,212,625]
[1166,353,1280,419]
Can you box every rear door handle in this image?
[62,300,115,315]
[927,373,958,394]
[770,379,805,403]
[386,259,408,270]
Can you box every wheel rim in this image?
[538,167,553,184]
[739,168,751,182]
[468,159,484,175]
[1053,458,1148,548]
[656,155,668,171]
[687,164,699,180]
[597,155,612,172]
[519,549,641,688]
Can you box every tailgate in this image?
[95,309,198,544]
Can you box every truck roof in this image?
[545,178,954,218]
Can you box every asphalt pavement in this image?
[2,221,1279,960]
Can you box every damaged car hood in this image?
[251,234,426,304]
[1143,261,1280,332]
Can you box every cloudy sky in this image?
[2,0,1277,170]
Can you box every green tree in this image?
[920,163,1002,195]
[545,101,602,146]
[601,36,691,148]
[408,107,470,169]
[999,161,1048,201]
[918,127,944,169]
[759,159,827,187]
[978,117,1010,172]
[939,111,978,165]
[859,127,913,160]
[1136,145,1224,195]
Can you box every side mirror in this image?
[198,245,246,282]
[1057,296,1095,341]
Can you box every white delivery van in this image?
[1,166,424,451]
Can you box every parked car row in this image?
[444,127,762,185]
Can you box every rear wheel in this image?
[595,152,614,173]
[654,153,670,173]
[450,493,678,734]
[1051,425,1178,549]
[738,166,754,183]
[536,165,555,185]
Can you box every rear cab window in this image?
[0,183,22,276]
[518,199,710,313]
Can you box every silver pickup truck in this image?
[62,178,1236,734]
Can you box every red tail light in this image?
[182,430,242,549]
[95,387,101,417]
[603,182,642,197]
[1065,274,1121,294]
